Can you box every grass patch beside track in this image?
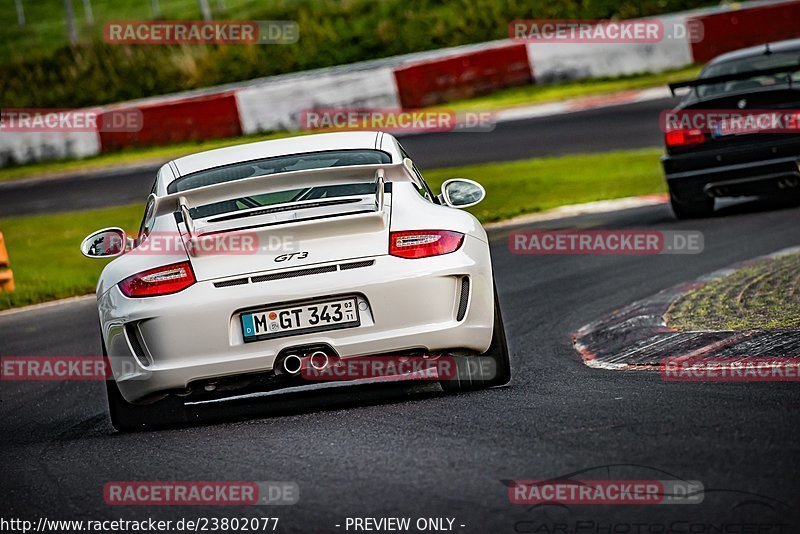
[425,148,665,222]
[667,252,800,331]
[0,205,143,310]
[0,148,665,310]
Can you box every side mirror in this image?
[80,227,127,258]
[439,179,486,208]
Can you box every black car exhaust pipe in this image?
[309,351,329,371]
[280,354,303,375]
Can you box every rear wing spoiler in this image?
[668,62,800,96]
[150,162,408,237]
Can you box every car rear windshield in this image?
[167,149,391,219]
[696,52,800,98]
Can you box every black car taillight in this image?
[665,128,706,148]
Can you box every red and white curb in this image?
[572,245,800,371]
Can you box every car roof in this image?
[705,38,800,69]
[170,131,391,177]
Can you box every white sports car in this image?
[81,131,510,431]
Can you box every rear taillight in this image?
[665,128,706,148]
[389,230,464,259]
[119,261,196,298]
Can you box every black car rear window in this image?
[696,52,800,98]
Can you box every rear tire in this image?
[102,336,188,432]
[440,286,511,392]
[669,188,714,219]
[105,379,189,432]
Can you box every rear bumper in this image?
[99,235,494,403]
[662,144,800,199]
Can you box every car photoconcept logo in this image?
[737,98,747,109]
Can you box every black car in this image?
[662,39,800,219]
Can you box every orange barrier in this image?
[0,232,15,293]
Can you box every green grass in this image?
[667,252,800,331]
[0,205,144,310]
[0,147,665,310]
[425,148,665,222]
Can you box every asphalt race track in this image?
[2,196,800,530]
[0,97,672,217]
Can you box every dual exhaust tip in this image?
[278,350,330,376]
[707,176,799,197]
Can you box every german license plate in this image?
[241,297,360,342]
[717,113,779,137]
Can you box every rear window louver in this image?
[208,197,362,224]
[213,260,375,288]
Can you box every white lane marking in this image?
[486,194,668,229]
[0,294,95,317]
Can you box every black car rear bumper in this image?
[662,149,800,199]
